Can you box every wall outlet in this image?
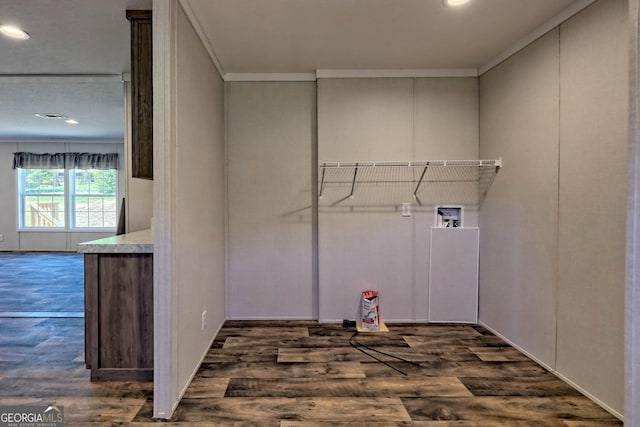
[0,234,3,242]
[401,203,411,217]
[201,310,207,331]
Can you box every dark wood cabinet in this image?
[84,253,153,381]
[126,10,153,180]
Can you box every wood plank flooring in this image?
[0,318,623,426]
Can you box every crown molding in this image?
[225,69,479,81]
[178,0,226,80]
[316,69,478,79]
[224,73,317,82]
[479,0,597,75]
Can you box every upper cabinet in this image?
[126,10,153,180]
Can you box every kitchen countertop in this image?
[77,229,153,254]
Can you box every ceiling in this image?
[184,0,580,74]
[0,0,150,142]
[0,0,588,142]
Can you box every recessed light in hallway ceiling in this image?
[33,113,79,126]
[444,0,471,7]
[0,24,30,40]
[34,113,68,120]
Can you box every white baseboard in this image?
[225,315,317,321]
[175,321,224,409]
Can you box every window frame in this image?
[17,168,118,232]
[69,169,118,231]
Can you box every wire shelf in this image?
[318,159,501,207]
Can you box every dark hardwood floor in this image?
[0,318,623,426]
[158,321,622,426]
[0,253,623,425]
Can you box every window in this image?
[20,169,66,228]
[71,169,117,229]
[18,168,117,230]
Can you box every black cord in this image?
[349,331,406,375]
[352,333,421,367]
[349,330,420,376]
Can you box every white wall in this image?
[153,0,226,418]
[225,77,479,324]
[556,0,627,414]
[479,0,627,416]
[479,28,560,370]
[0,141,125,251]
[174,1,226,393]
[317,77,479,322]
[226,82,316,319]
[0,142,19,250]
[627,1,640,423]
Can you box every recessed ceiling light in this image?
[0,25,30,40]
[34,113,68,120]
[65,119,79,125]
[444,0,471,7]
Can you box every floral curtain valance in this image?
[12,152,119,170]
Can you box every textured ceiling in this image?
[0,0,150,142]
[0,0,589,141]
[0,79,125,140]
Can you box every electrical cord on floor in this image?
[348,330,421,376]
